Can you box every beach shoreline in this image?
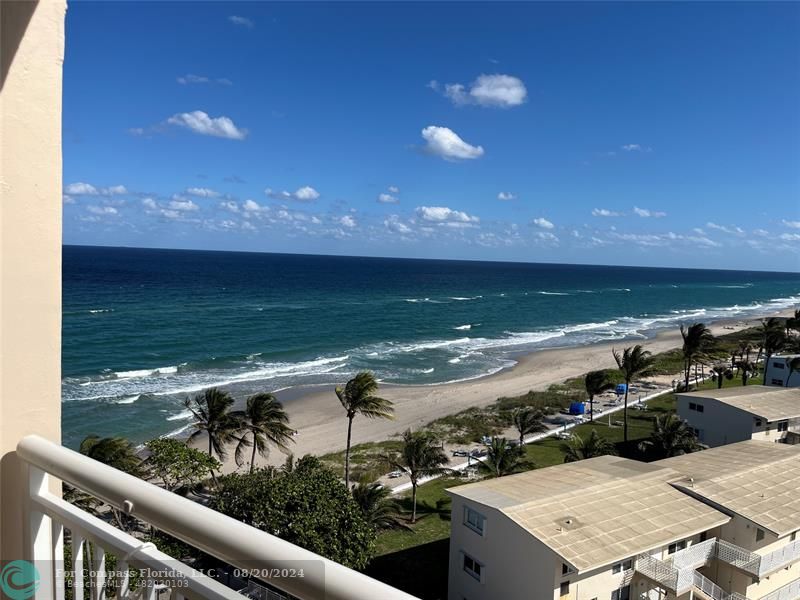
[200,308,794,473]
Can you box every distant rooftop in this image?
[679,385,800,422]
[447,455,729,572]
[658,440,800,537]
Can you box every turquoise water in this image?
[62,245,800,448]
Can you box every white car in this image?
[387,470,404,479]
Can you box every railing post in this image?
[29,465,55,599]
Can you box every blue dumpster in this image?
[615,383,627,395]
[569,402,586,415]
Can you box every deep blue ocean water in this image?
[62,245,800,448]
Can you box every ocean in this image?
[62,245,800,449]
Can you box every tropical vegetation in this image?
[478,437,531,477]
[231,392,294,473]
[561,429,616,463]
[612,344,656,442]
[386,429,448,523]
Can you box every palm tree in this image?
[638,414,700,459]
[184,388,240,460]
[231,393,294,473]
[680,323,715,391]
[388,429,448,523]
[79,435,144,476]
[710,364,734,389]
[761,318,787,384]
[584,370,614,422]
[561,429,616,463]
[351,480,410,531]
[336,371,394,488]
[735,359,758,386]
[511,407,546,446]
[612,345,656,442]
[478,437,531,478]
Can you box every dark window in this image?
[560,581,569,597]
[772,379,784,386]
[700,531,708,542]
[668,541,687,554]
[755,419,763,427]
[778,421,789,432]
[463,553,482,581]
[688,402,704,413]
[562,563,574,576]
[463,506,485,535]
[756,529,765,542]
[612,585,631,600]
[773,362,785,369]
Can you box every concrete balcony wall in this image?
[0,0,66,561]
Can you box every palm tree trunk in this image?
[589,395,594,423]
[684,360,691,392]
[763,354,770,385]
[250,435,257,475]
[208,433,213,457]
[344,416,354,488]
[411,481,418,524]
[623,386,629,442]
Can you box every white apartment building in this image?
[676,386,800,447]
[447,440,800,600]
[763,355,800,388]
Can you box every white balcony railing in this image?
[17,435,420,600]
[760,577,800,600]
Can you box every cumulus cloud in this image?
[633,206,666,218]
[621,144,652,152]
[497,192,516,201]
[384,214,413,235]
[534,231,559,243]
[186,187,220,198]
[779,233,800,242]
[592,208,622,217]
[377,193,399,204]
[228,15,254,28]
[339,215,357,228]
[65,182,127,196]
[388,186,400,194]
[265,186,320,202]
[177,74,233,86]
[432,74,527,108]
[706,222,744,235]
[416,206,480,227]
[421,126,484,161]
[782,220,800,229]
[167,111,248,140]
[86,205,118,216]
[532,217,554,229]
[168,198,199,212]
[141,198,158,210]
[220,200,239,213]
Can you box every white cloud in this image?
[753,229,769,237]
[621,144,652,152]
[435,74,527,108]
[421,126,484,161]
[384,214,413,235]
[242,199,263,213]
[177,74,209,85]
[265,186,320,202]
[782,220,800,229]
[532,217,554,229]
[592,208,621,217]
[633,206,666,218]
[63,194,75,204]
[377,193,399,204]
[141,198,158,210]
[497,192,516,201]
[241,220,256,231]
[416,206,480,226]
[339,215,357,228]
[106,185,128,195]
[534,231,559,243]
[86,205,118,216]
[779,233,800,242]
[220,201,239,213]
[65,182,99,195]
[186,187,220,198]
[168,198,199,212]
[228,15,254,28]
[167,111,248,140]
[388,186,400,194]
[706,222,744,235]
[160,209,182,220]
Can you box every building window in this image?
[771,379,784,386]
[611,585,631,600]
[463,506,486,535]
[688,402,704,413]
[668,541,687,554]
[612,559,633,574]
[756,528,765,542]
[560,581,569,597]
[791,531,797,542]
[755,419,763,427]
[562,563,575,576]
[778,421,789,432]
[700,531,708,542]
[773,362,785,369]
[463,553,483,581]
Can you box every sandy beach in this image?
[201,310,793,473]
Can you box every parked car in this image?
[387,470,403,479]
[452,449,469,457]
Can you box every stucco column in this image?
[1,0,66,561]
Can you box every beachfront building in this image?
[0,5,415,599]
[446,440,800,600]
[763,355,800,388]
[676,386,800,447]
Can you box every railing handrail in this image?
[17,435,420,600]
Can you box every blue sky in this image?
[63,2,800,270]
